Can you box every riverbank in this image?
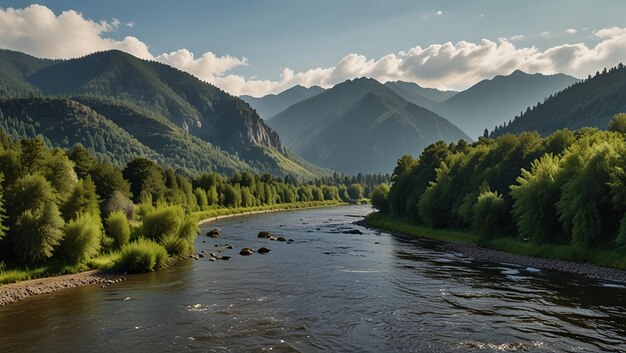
[0,201,345,305]
[363,212,626,283]
[0,270,126,306]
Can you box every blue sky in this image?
[2,1,626,95]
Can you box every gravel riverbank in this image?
[0,271,126,306]
[357,219,626,284]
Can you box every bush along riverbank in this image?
[371,114,626,276]
[366,212,626,282]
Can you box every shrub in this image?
[370,183,390,213]
[106,211,131,248]
[472,190,509,239]
[61,213,102,263]
[176,216,199,243]
[141,204,185,242]
[115,238,168,273]
[161,234,192,257]
[12,203,65,264]
[104,191,135,219]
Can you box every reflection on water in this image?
[1,205,625,352]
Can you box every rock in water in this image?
[277,237,287,242]
[258,247,271,254]
[207,229,221,238]
[221,256,231,261]
[258,231,272,238]
[240,248,254,256]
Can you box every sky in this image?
[1,1,626,96]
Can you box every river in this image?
[1,205,625,352]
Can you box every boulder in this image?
[258,231,272,238]
[277,237,287,242]
[240,248,254,256]
[207,229,221,238]
[221,256,231,261]
[258,247,271,254]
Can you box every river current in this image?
[1,205,625,352]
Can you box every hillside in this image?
[0,49,325,178]
[492,64,626,137]
[384,81,456,110]
[433,70,579,138]
[241,85,325,119]
[267,77,470,174]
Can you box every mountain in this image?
[491,64,626,137]
[0,49,327,178]
[241,85,325,119]
[433,70,579,138]
[267,77,470,174]
[384,81,456,110]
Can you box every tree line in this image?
[0,131,386,273]
[373,113,626,250]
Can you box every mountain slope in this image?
[241,85,325,120]
[433,70,579,138]
[384,81,456,110]
[0,49,325,178]
[491,64,626,137]
[267,78,470,174]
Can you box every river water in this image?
[1,205,625,352]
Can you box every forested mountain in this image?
[0,49,325,178]
[384,81,456,110]
[491,64,626,137]
[241,85,325,120]
[433,70,579,138]
[267,77,470,174]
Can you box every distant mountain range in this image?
[0,49,327,178]
[267,77,469,174]
[432,70,579,138]
[492,64,626,137]
[384,81,456,111]
[241,85,325,119]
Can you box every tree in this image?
[12,203,65,264]
[123,158,166,203]
[370,183,390,213]
[61,176,100,221]
[194,187,208,211]
[106,211,131,248]
[0,174,7,240]
[19,138,46,176]
[608,113,626,134]
[61,212,102,263]
[472,190,508,238]
[44,150,78,197]
[91,162,131,202]
[347,183,363,200]
[69,144,97,179]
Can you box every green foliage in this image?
[61,213,102,263]
[472,191,508,238]
[12,203,64,264]
[371,183,390,213]
[106,211,131,249]
[141,204,185,242]
[123,158,166,204]
[608,113,626,134]
[103,190,134,219]
[61,176,100,221]
[347,183,364,200]
[0,174,6,240]
[161,234,192,257]
[115,238,168,273]
[385,126,626,253]
[511,154,564,243]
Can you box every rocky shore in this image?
[0,271,126,306]
[357,219,626,284]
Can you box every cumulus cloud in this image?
[566,28,577,34]
[1,5,626,97]
[0,4,151,59]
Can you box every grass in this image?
[192,200,345,223]
[366,212,626,271]
[0,200,346,285]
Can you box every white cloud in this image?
[0,5,152,59]
[126,21,135,28]
[1,5,626,97]
[540,31,550,37]
[436,10,443,15]
[510,35,525,41]
[566,28,577,34]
